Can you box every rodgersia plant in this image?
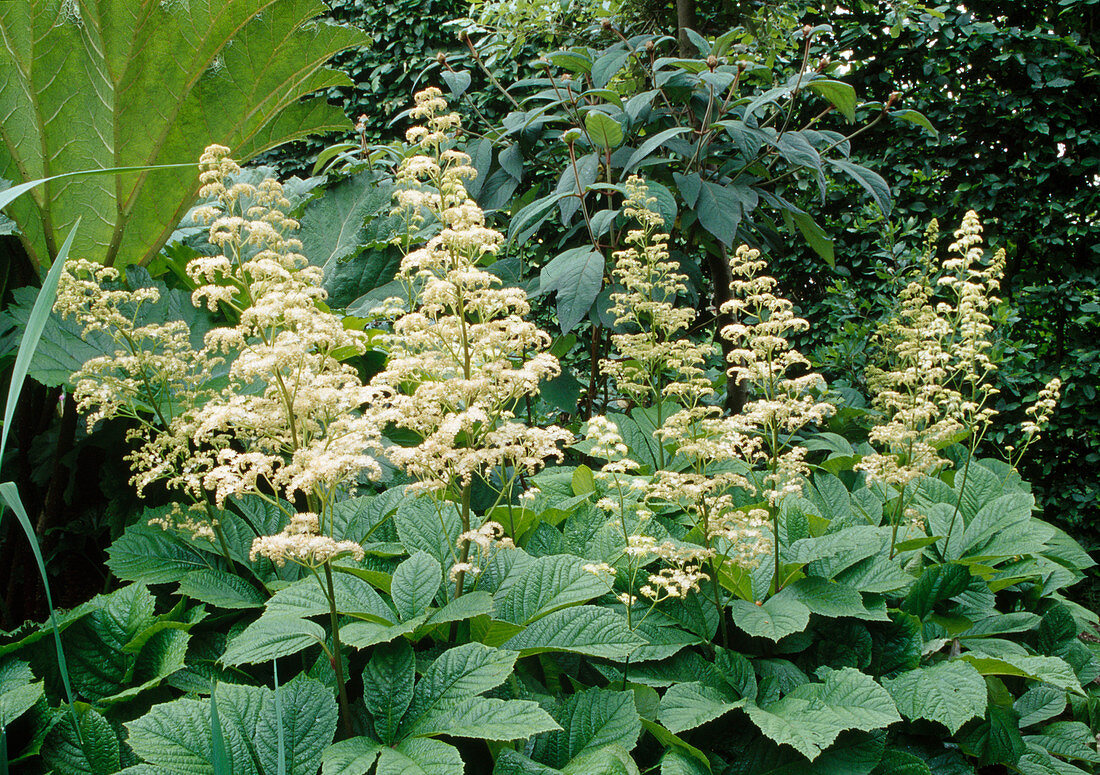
[56,145,386,731]
[368,88,571,595]
[858,212,1062,554]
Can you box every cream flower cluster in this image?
[718,245,834,506]
[57,145,384,560]
[860,213,1006,487]
[368,89,570,498]
[602,176,715,407]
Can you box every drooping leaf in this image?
[375,737,464,775]
[658,682,741,734]
[321,737,383,775]
[730,596,811,641]
[406,695,560,741]
[539,248,605,334]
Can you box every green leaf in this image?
[266,574,394,623]
[730,596,811,641]
[376,737,464,775]
[391,552,442,622]
[220,616,325,666]
[107,520,217,585]
[695,181,748,246]
[782,578,888,621]
[424,591,494,628]
[957,652,1082,694]
[622,128,690,177]
[827,160,892,216]
[791,211,835,265]
[882,660,987,734]
[1025,721,1100,763]
[0,659,42,727]
[363,641,415,745]
[806,80,858,122]
[42,704,120,775]
[539,248,605,334]
[958,704,1025,766]
[658,682,741,733]
[788,668,901,733]
[903,564,970,620]
[585,111,624,149]
[413,643,517,705]
[322,737,383,775]
[548,688,642,766]
[503,605,644,660]
[178,569,265,610]
[395,498,462,571]
[126,684,265,775]
[0,0,365,278]
[889,109,938,138]
[497,554,611,625]
[871,749,933,775]
[407,696,560,740]
[740,698,845,761]
[1014,684,1067,728]
[297,172,402,308]
[255,675,338,775]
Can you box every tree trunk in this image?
[676,0,699,56]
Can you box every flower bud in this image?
[436,52,447,65]
[644,40,655,53]
[706,55,718,69]
[887,91,901,108]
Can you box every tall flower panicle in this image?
[719,245,835,505]
[367,89,570,587]
[57,145,384,559]
[859,212,1005,490]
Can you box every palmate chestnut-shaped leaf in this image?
[0,0,367,277]
[126,679,336,775]
[324,643,558,774]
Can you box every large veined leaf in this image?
[539,247,605,334]
[363,641,416,744]
[0,658,43,726]
[502,605,644,660]
[658,682,741,734]
[391,552,442,622]
[126,684,265,775]
[729,596,811,642]
[41,704,121,775]
[882,660,988,734]
[296,171,403,308]
[536,688,642,768]
[405,696,560,741]
[496,554,611,625]
[376,737,464,775]
[0,0,367,277]
[220,615,325,666]
[254,675,338,775]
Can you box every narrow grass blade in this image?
[210,683,230,775]
[0,483,79,743]
[0,221,78,464]
[274,660,286,775]
[0,221,82,744]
